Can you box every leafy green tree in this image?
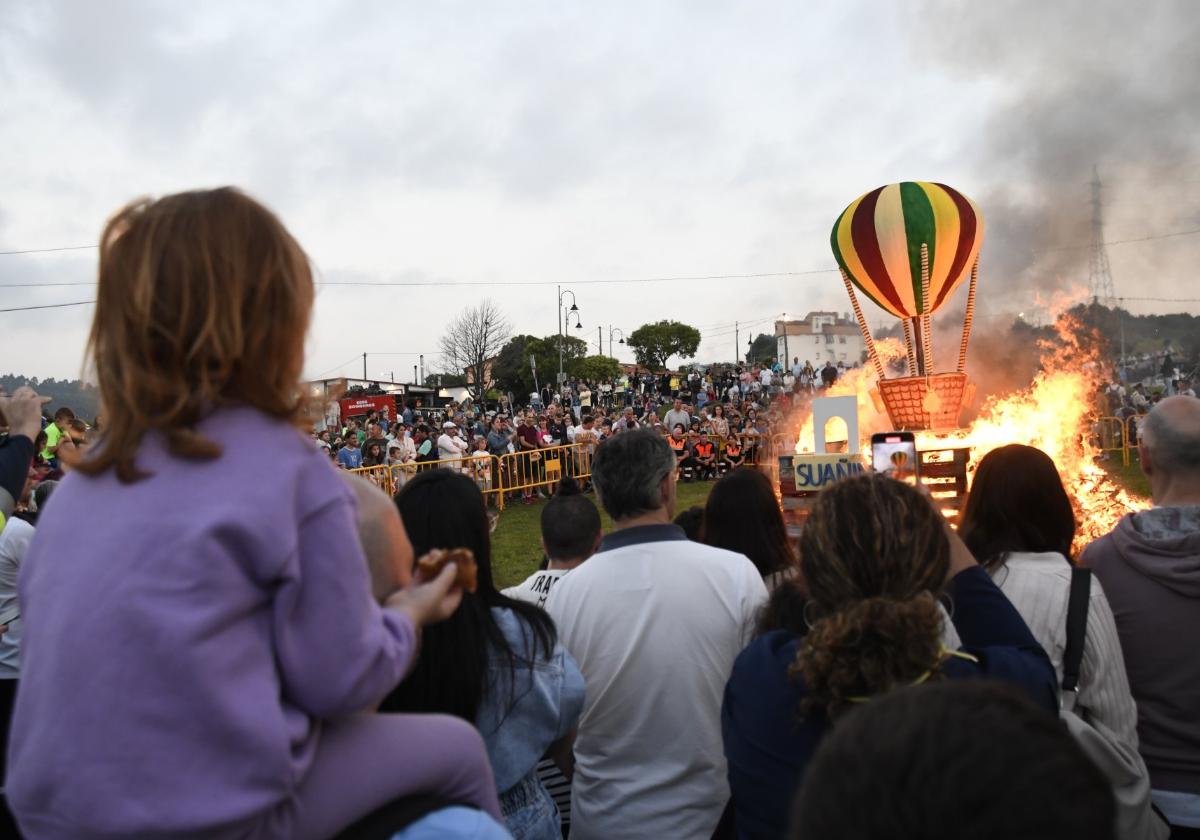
[627,320,701,371]
[570,355,622,383]
[745,333,775,365]
[493,334,589,395]
[492,334,540,396]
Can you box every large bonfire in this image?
[791,311,1146,549]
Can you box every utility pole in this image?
[598,325,603,355]
[1088,165,1117,307]
[734,321,739,365]
[362,353,367,381]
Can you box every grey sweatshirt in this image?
[1082,505,1200,795]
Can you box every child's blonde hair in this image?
[79,188,314,482]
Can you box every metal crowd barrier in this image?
[351,454,506,507]
[348,430,765,510]
[1091,415,1130,466]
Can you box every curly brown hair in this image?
[76,188,314,482]
[792,473,950,716]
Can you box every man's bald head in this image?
[1139,396,1200,506]
[342,473,413,602]
[1142,397,1200,475]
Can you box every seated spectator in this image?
[546,428,767,839]
[722,437,746,469]
[792,681,1115,840]
[1083,396,1200,838]
[667,423,689,465]
[703,468,795,587]
[722,473,1057,839]
[383,470,585,840]
[690,430,718,479]
[7,188,500,838]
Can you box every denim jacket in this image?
[476,608,585,836]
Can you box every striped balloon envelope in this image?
[830,182,984,320]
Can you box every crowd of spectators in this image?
[313,355,853,502]
[0,188,1198,840]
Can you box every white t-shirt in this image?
[0,517,35,678]
[545,524,767,840]
[759,368,773,387]
[502,568,571,609]
[437,433,468,460]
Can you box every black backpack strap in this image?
[1062,567,1092,694]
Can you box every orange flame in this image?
[793,314,1146,551]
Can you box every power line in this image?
[310,354,364,379]
[0,300,94,313]
[0,244,96,256]
[1117,296,1200,303]
[0,270,836,290]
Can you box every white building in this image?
[775,312,865,367]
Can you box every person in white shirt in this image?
[960,444,1164,840]
[504,476,600,608]
[758,366,773,389]
[0,480,57,787]
[437,422,469,462]
[545,428,767,840]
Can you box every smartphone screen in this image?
[871,432,919,483]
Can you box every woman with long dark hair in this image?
[721,473,1057,839]
[702,468,794,586]
[384,470,585,840]
[710,403,730,441]
[960,444,1153,838]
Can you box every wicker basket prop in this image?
[873,373,975,431]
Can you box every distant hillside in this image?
[1,374,102,421]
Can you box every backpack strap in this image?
[1062,566,1092,695]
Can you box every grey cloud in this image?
[914,0,1200,307]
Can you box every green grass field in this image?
[1099,450,1152,499]
[487,452,1153,588]
[490,480,715,589]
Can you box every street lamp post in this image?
[608,326,625,358]
[557,285,581,384]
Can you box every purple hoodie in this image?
[1083,505,1200,795]
[7,407,417,837]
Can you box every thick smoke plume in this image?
[913,0,1200,311]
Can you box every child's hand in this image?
[384,562,463,627]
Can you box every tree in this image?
[437,300,512,402]
[545,334,589,381]
[745,333,775,365]
[570,355,622,383]
[492,333,590,397]
[424,372,467,389]
[493,334,540,397]
[627,320,701,371]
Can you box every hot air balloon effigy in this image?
[831,181,983,430]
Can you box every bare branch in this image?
[437,299,512,401]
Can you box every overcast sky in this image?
[2,1,1197,382]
